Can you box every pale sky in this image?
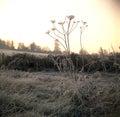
[0,0,120,53]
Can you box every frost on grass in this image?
[0,70,120,117]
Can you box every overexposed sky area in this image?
[0,0,120,53]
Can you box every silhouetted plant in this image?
[46,15,80,54]
[111,46,120,73]
[98,47,107,72]
[46,15,89,81]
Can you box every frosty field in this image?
[0,70,120,117]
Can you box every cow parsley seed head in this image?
[58,21,65,25]
[51,28,56,31]
[46,30,50,34]
[51,20,55,24]
[67,15,75,20]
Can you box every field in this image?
[0,49,48,57]
[0,49,120,117]
[0,70,120,117]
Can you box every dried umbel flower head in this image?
[73,21,80,23]
[51,27,56,31]
[80,27,82,30]
[58,21,65,25]
[67,15,75,20]
[51,20,55,23]
[80,20,88,28]
[82,21,87,25]
[81,20,88,26]
[45,30,50,34]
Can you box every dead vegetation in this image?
[0,70,120,117]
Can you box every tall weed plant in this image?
[46,15,88,80]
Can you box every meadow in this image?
[0,69,120,117]
[0,49,120,117]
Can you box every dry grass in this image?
[0,70,120,117]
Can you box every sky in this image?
[0,0,120,53]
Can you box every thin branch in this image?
[65,16,69,24]
[69,21,79,34]
[53,31,65,41]
[66,20,71,54]
[49,34,67,51]
[53,24,64,35]
[61,25,68,51]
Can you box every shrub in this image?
[0,92,33,117]
[0,52,120,73]
[1,53,54,72]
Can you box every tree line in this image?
[0,38,62,54]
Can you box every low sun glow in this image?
[0,0,119,53]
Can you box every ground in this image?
[0,70,120,117]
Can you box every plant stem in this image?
[67,20,71,54]
[80,29,84,72]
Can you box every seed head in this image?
[51,20,55,24]
[58,21,65,25]
[51,28,56,31]
[67,15,75,20]
[82,20,87,25]
[46,30,50,34]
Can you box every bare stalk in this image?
[66,19,71,54]
[79,21,88,72]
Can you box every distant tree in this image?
[54,39,61,54]
[36,45,42,52]
[42,46,51,53]
[11,41,14,49]
[0,39,6,48]
[6,40,14,49]
[18,42,26,50]
[0,39,15,49]
[5,40,14,49]
[6,40,11,48]
[29,42,37,51]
